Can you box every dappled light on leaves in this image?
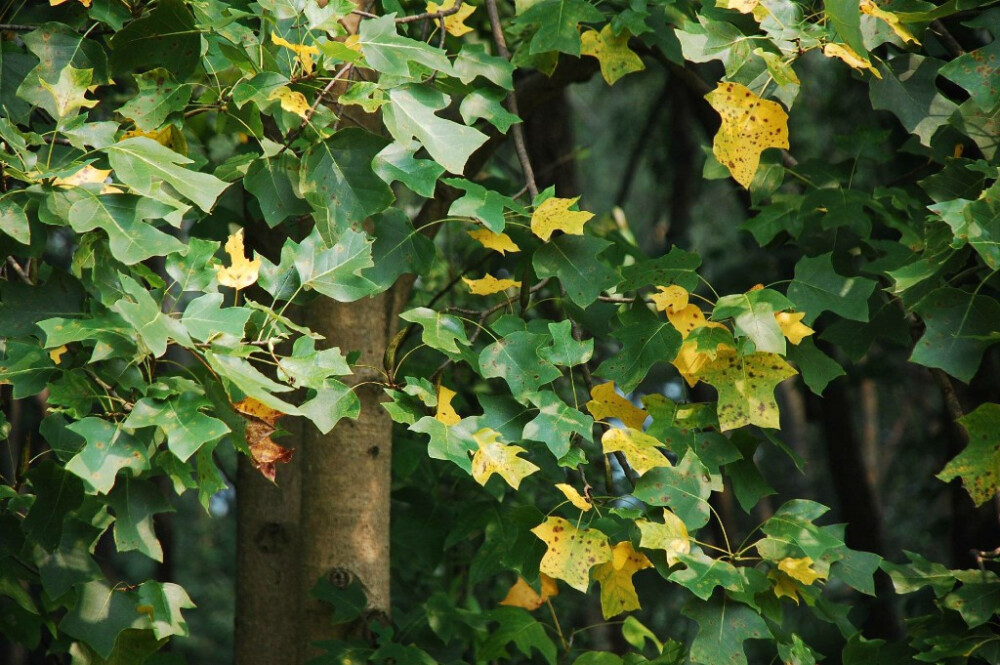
[601,428,670,476]
[636,509,690,566]
[530,197,594,241]
[463,274,522,295]
[860,0,919,45]
[499,575,558,610]
[531,517,612,592]
[52,165,122,194]
[580,26,645,85]
[705,82,789,189]
[592,541,652,618]
[697,350,797,431]
[586,382,648,430]
[214,230,261,290]
[471,428,539,489]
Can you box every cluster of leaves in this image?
[1,0,1000,663]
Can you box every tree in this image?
[2,0,1000,663]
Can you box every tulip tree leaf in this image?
[911,288,1000,383]
[937,402,1000,506]
[683,596,772,665]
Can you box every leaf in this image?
[454,44,515,89]
[411,417,478,472]
[460,88,522,132]
[824,0,866,56]
[207,352,300,416]
[135,581,195,639]
[705,82,789,189]
[786,338,844,395]
[910,288,1000,383]
[235,397,294,482]
[522,390,593,458]
[595,312,683,392]
[698,350,796,431]
[943,579,1000,627]
[531,516,612,592]
[463,274,522,295]
[601,427,670,476]
[472,428,540,489]
[289,228,376,302]
[651,285,688,313]
[869,55,957,146]
[517,0,604,56]
[400,307,472,354]
[940,38,1000,113]
[125,393,230,462]
[633,451,715,528]
[778,557,826,585]
[373,142,446,198]
[213,229,261,289]
[108,0,200,77]
[585,382,648,430]
[244,153,311,227]
[445,178,522,232]
[860,0,919,45]
[937,402,1000,506]
[620,247,702,292]
[823,44,881,79]
[479,331,562,394]
[671,551,746,601]
[0,196,30,244]
[555,484,593,511]
[761,500,843,561]
[712,289,791,354]
[499,574,559,610]
[65,417,151,494]
[383,85,488,175]
[426,0,477,36]
[636,508,690,566]
[60,581,145,659]
[469,228,520,254]
[271,33,319,75]
[480,607,558,665]
[39,65,98,118]
[67,194,186,265]
[107,476,173,561]
[786,253,875,324]
[540,320,593,367]
[580,26,645,85]
[530,196,594,241]
[356,15,453,77]
[683,596,771,665]
[775,311,813,345]
[532,235,620,307]
[117,67,192,132]
[23,461,84,551]
[592,541,653,618]
[299,379,361,434]
[436,386,462,425]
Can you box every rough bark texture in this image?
[235,433,301,665]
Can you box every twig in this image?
[277,62,354,155]
[0,24,38,31]
[6,257,32,284]
[484,0,538,200]
[395,0,464,24]
[931,19,964,58]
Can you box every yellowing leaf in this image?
[435,385,461,425]
[775,311,814,345]
[50,0,92,5]
[499,574,558,610]
[123,125,187,153]
[531,516,612,592]
[650,285,689,314]
[580,26,645,85]
[662,301,730,387]
[636,509,690,566]
[215,229,262,290]
[271,34,320,75]
[860,0,920,45]
[592,541,652,619]
[705,82,789,189]
[52,164,123,194]
[471,428,539,489]
[778,556,826,585]
[468,229,520,254]
[696,350,797,431]
[586,382,648,430]
[463,274,522,295]
[666,304,720,338]
[601,427,670,476]
[49,345,69,364]
[822,43,882,79]
[530,197,594,241]
[717,0,758,13]
[673,341,711,388]
[769,570,800,604]
[555,483,592,511]
[426,0,476,37]
[344,34,362,52]
[269,87,310,120]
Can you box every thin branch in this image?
[0,23,39,31]
[484,0,538,200]
[6,257,32,284]
[931,19,965,58]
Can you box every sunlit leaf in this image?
[531,516,612,592]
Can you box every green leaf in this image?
[517,0,604,56]
[276,336,352,389]
[540,320,593,366]
[410,417,478,473]
[479,331,563,395]
[619,247,702,292]
[444,178,521,232]
[698,352,796,431]
[311,576,368,624]
[533,235,620,307]
[930,195,1000,270]
[205,351,301,416]
[36,518,104,599]
[480,607,558,665]
[937,402,1000,506]
[910,288,1000,383]
[824,0,866,58]
[289,228,377,302]
[383,85,489,175]
[135,581,195,639]
[0,339,56,398]
[400,307,472,354]
[460,88,521,133]
[117,67,192,131]
[23,461,84,551]
[107,137,230,213]
[373,143,446,199]
[670,551,745,600]
[882,550,956,597]
[356,15,453,77]
[111,276,192,357]
[67,194,186,265]
[787,253,876,324]
[761,500,843,561]
[522,391,593,458]
[713,289,792,354]
[944,580,1000,628]
[300,129,394,244]
[870,55,958,146]
[60,581,145,659]
[124,393,230,462]
[0,195,30,245]
[66,418,151,494]
[106,476,172,561]
[596,309,683,392]
[300,379,361,434]
[786,338,844,395]
[829,547,882,596]
[0,271,84,338]
[682,596,771,665]
[939,38,1000,114]
[109,0,201,78]
[454,44,515,89]
[165,237,220,293]
[634,451,715,529]
[244,153,311,227]
[181,293,251,342]
[364,208,436,290]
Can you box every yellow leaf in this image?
[769,570,800,604]
[462,274,522,295]
[499,574,558,610]
[49,345,68,364]
[774,311,814,345]
[666,304,718,339]
[601,428,670,476]
[214,229,261,290]
[822,43,882,79]
[471,428,539,489]
[673,341,711,388]
[344,34,363,52]
[269,87,310,120]
[52,164,122,195]
[435,385,461,425]
[555,483,592,511]
[860,0,920,45]
[271,34,320,75]
[663,301,730,387]
[636,509,690,566]
[426,0,476,37]
[586,382,648,430]
[531,516,612,592]
[468,228,520,254]
[580,26,645,85]
[717,0,758,13]
[123,125,187,154]
[696,350,797,431]
[530,197,594,241]
[650,285,689,314]
[705,82,789,189]
[50,0,92,6]
[592,541,652,619]
[778,556,826,585]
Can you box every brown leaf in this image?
[236,397,293,481]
